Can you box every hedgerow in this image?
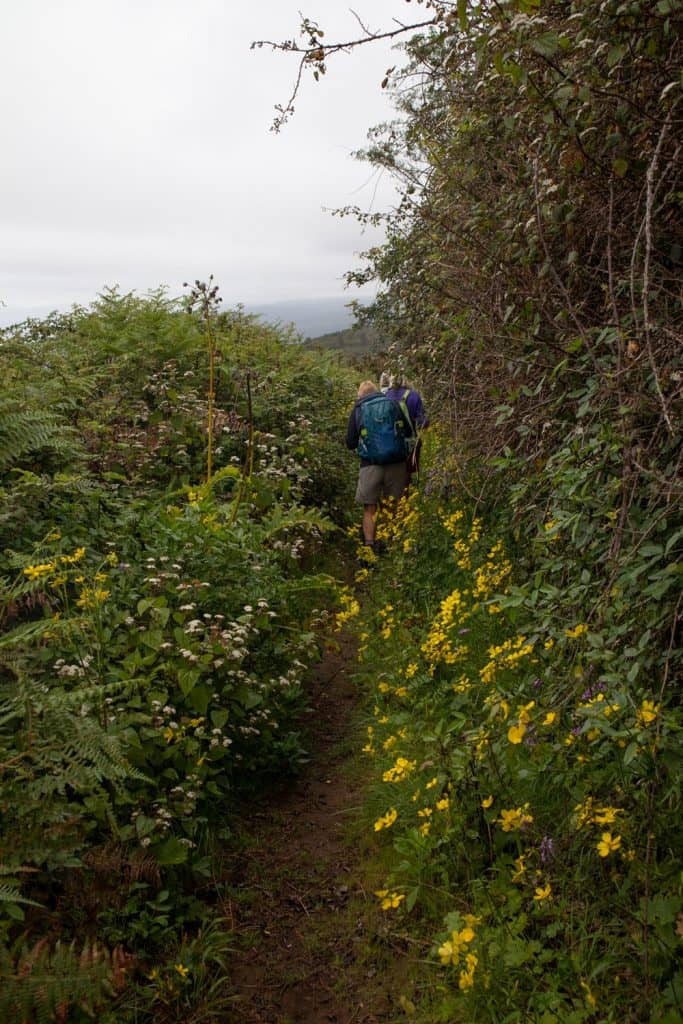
[0,289,358,1019]
[349,429,681,1023]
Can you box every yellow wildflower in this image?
[438,925,475,967]
[533,883,552,902]
[458,952,478,990]
[481,795,494,809]
[23,562,56,580]
[597,832,621,857]
[635,699,661,728]
[76,587,110,609]
[60,547,85,564]
[511,855,526,883]
[507,723,526,744]
[565,623,588,639]
[498,805,533,832]
[375,890,405,910]
[480,636,534,684]
[374,808,398,832]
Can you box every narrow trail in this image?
[225,633,392,1024]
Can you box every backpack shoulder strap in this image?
[396,389,415,435]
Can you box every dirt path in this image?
[225,633,391,1024]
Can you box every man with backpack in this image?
[380,370,429,480]
[345,380,416,554]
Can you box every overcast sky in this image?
[1,0,406,325]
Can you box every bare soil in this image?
[224,633,395,1024]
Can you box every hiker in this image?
[345,380,415,552]
[381,370,429,480]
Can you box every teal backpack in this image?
[357,393,414,464]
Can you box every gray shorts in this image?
[355,462,409,504]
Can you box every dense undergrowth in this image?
[345,428,681,1023]
[0,290,358,1021]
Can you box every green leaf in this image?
[607,44,627,67]
[135,814,157,838]
[178,668,200,697]
[530,33,559,58]
[457,0,468,32]
[140,629,163,650]
[406,886,420,912]
[153,836,189,866]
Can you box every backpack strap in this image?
[397,389,416,438]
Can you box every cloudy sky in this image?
[1,0,407,326]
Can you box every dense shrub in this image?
[0,290,359,1019]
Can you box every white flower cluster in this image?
[54,654,93,678]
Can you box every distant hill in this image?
[304,324,385,358]
[0,295,371,339]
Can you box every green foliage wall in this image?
[0,291,360,1019]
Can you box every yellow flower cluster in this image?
[565,623,589,639]
[442,510,465,534]
[533,882,552,902]
[635,699,661,728]
[362,725,374,754]
[334,589,361,631]
[596,831,621,857]
[76,586,110,609]
[382,756,416,783]
[437,916,479,990]
[23,562,57,580]
[497,804,534,832]
[573,798,622,830]
[438,923,475,965]
[421,588,470,669]
[375,889,405,910]
[507,700,536,745]
[378,603,395,640]
[374,808,398,832]
[24,548,86,581]
[480,636,534,684]
[472,540,512,600]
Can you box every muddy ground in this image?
[224,633,400,1024]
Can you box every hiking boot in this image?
[373,538,388,555]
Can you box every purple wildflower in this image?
[539,836,556,864]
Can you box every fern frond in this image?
[0,399,83,473]
[0,937,129,1023]
[0,883,42,908]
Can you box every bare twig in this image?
[642,107,677,436]
[252,15,437,131]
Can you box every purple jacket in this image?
[384,387,428,429]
